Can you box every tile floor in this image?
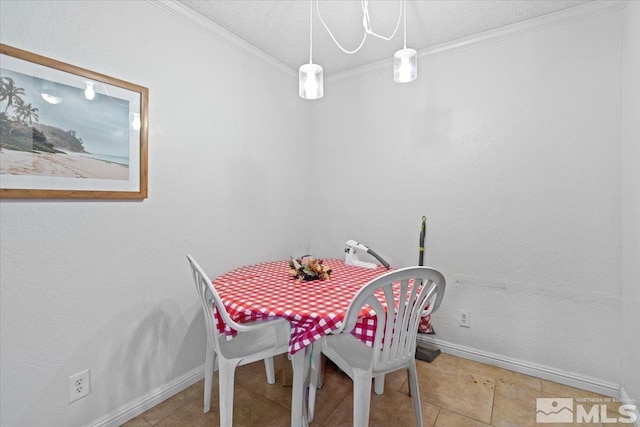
[123,353,620,427]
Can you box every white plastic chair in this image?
[187,255,294,426]
[308,266,446,427]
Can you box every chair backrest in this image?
[341,266,446,372]
[187,255,247,354]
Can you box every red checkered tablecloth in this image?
[212,259,432,354]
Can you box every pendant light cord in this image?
[309,0,313,63]
[362,0,402,41]
[316,0,402,55]
[403,0,407,49]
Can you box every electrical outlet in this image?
[459,310,471,328]
[68,369,90,403]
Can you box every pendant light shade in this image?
[299,0,323,99]
[297,0,418,96]
[299,63,323,99]
[393,48,417,83]
[394,0,417,83]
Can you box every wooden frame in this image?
[0,44,148,199]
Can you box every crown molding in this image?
[146,0,297,77]
[148,0,625,83]
[328,0,626,82]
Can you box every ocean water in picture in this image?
[1,65,133,180]
[1,68,130,163]
[81,153,129,166]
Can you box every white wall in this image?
[311,10,623,384]
[0,1,310,426]
[1,1,636,426]
[621,0,640,405]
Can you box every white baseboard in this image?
[88,366,205,427]
[418,336,622,397]
[86,341,638,427]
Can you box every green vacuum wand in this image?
[415,215,441,363]
[419,216,426,266]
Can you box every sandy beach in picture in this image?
[0,149,128,180]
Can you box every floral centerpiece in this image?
[289,257,332,282]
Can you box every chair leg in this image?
[408,361,423,427]
[264,357,276,384]
[281,354,293,386]
[374,373,385,395]
[204,345,216,413]
[353,370,372,427]
[318,354,327,388]
[218,359,239,427]
[290,349,307,427]
[308,343,322,422]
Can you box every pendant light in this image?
[299,0,323,99]
[393,0,417,83]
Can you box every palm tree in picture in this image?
[15,103,39,125]
[0,77,26,114]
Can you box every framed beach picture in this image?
[0,44,148,199]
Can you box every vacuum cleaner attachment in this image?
[344,240,390,269]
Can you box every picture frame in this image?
[0,44,148,199]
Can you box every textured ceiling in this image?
[177,0,593,75]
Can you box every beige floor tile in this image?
[153,407,217,427]
[225,382,291,425]
[493,381,605,427]
[492,380,543,427]
[415,360,495,424]
[309,364,355,425]
[456,357,542,391]
[377,368,413,395]
[140,391,186,425]
[235,359,295,409]
[434,408,491,427]
[262,408,302,427]
[120,415,153,427]
[425,353,460,374]
[182,377,221,417]
[126,354,619,427]
[322,389,440,427]
[370,390,440,427]
[179,378,213,416]
[541,379,605,398]
[170,367,292,426]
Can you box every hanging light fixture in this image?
[316,0,402,55]
[299,0,323,99]
[300,0,417,97]
[394,0,417,83]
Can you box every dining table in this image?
[211,257,434,426]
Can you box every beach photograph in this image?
[0,148,128,180]
[0,65,131,182]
